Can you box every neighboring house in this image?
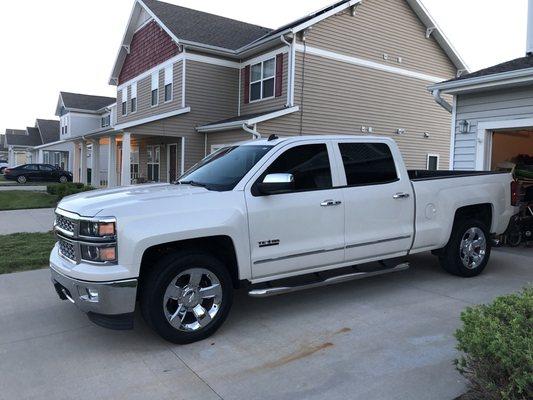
[428,9,533,171]
[54,91,116,186]
[0,135,8,160]
[5,128,42,167]
[83,0,466,188]
[31,119,64,168]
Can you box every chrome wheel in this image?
[59,175,68,183]
[163,268,223,332]
[459,227,487,269]
[17,175,27,184]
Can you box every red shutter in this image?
[275,53,284,97]
[243,66,250,104]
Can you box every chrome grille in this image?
[55,213,77,235]
[58,238,77,263]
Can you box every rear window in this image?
[338,142,398,186]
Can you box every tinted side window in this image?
[22,164,37,170]
[263,144,332,191]
[339,143,398,186]
[39,165,54,171]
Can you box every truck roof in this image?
[238,135,394,147]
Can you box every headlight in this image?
[80,244,117,263]
[79,220,116,238]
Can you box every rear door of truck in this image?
[332,138,415,263]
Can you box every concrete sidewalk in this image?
[0,248,531,400]
[0,208,55,234]
[0,185,47,191]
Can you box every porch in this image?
[72,133,185,188]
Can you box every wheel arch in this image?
[452,203,493,232]
[139,235,242,289]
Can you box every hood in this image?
[57,183,209,217]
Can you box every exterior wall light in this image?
[459,120,470,134]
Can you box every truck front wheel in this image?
[439,219,491,277]
[141,250,233,344]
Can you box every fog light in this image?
[87,288,99,301]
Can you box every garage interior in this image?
[491,129,533,246]
[491,129,533,172]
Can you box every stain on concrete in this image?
[335,327,351,335]
[256,342,334,370]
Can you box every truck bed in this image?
[408,170,508,181]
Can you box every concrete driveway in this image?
[0,208,55,234]
[0,248,531,400]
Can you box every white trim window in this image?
[130,82,137,113]
[164,65,173,102]
[250,57,276,102]
[427,154,440,171]
[101,114,111,128]
[147,145,160,181]
[121,87,128,116]
[151,72,159,107]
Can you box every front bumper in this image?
[50,265,138,330]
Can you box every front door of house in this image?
[169,144,178,182]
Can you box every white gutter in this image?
[428,67,533,94]
[280,35,294,107]
[431,89,452,113]
[242,124,261,139]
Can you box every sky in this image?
[0,0,527,133]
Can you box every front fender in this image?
[116,201,251,281]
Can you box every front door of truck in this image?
[334,139,414,263]
[245,141,345,280]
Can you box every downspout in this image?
[280,35,293,107]
[431,89,452,113]
[242,123,261,140]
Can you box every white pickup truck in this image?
[50,135,516,343]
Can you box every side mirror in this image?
[257,173,295,195]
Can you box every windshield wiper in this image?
[178,180,209,188]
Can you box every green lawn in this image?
[0,232,56,274]
[0,191,58,211]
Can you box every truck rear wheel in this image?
[439,219,491,277]
[141,250,233,344]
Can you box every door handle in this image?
[321,200,342,207]
[393,192,410,199]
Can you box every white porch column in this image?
[80,141,88,185]
[91,139,100,187]
[38,149,44,164]
[72,142,81,182]
[180,137,185,175]
[121,133,131,186]
[107,136,117,188]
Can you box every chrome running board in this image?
[248,262,409,298]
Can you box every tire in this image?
[0,167,5,174]
[439,219,491,277]
[141,250,233,344]
[59,175,68,183]
[17,175,27,184]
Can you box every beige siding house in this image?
[79,0,467,187]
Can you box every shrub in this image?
[47,182,95,200]
[455,287,533,400]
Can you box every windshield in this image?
[178,145,273,191]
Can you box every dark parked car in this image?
[4,164,73,184]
